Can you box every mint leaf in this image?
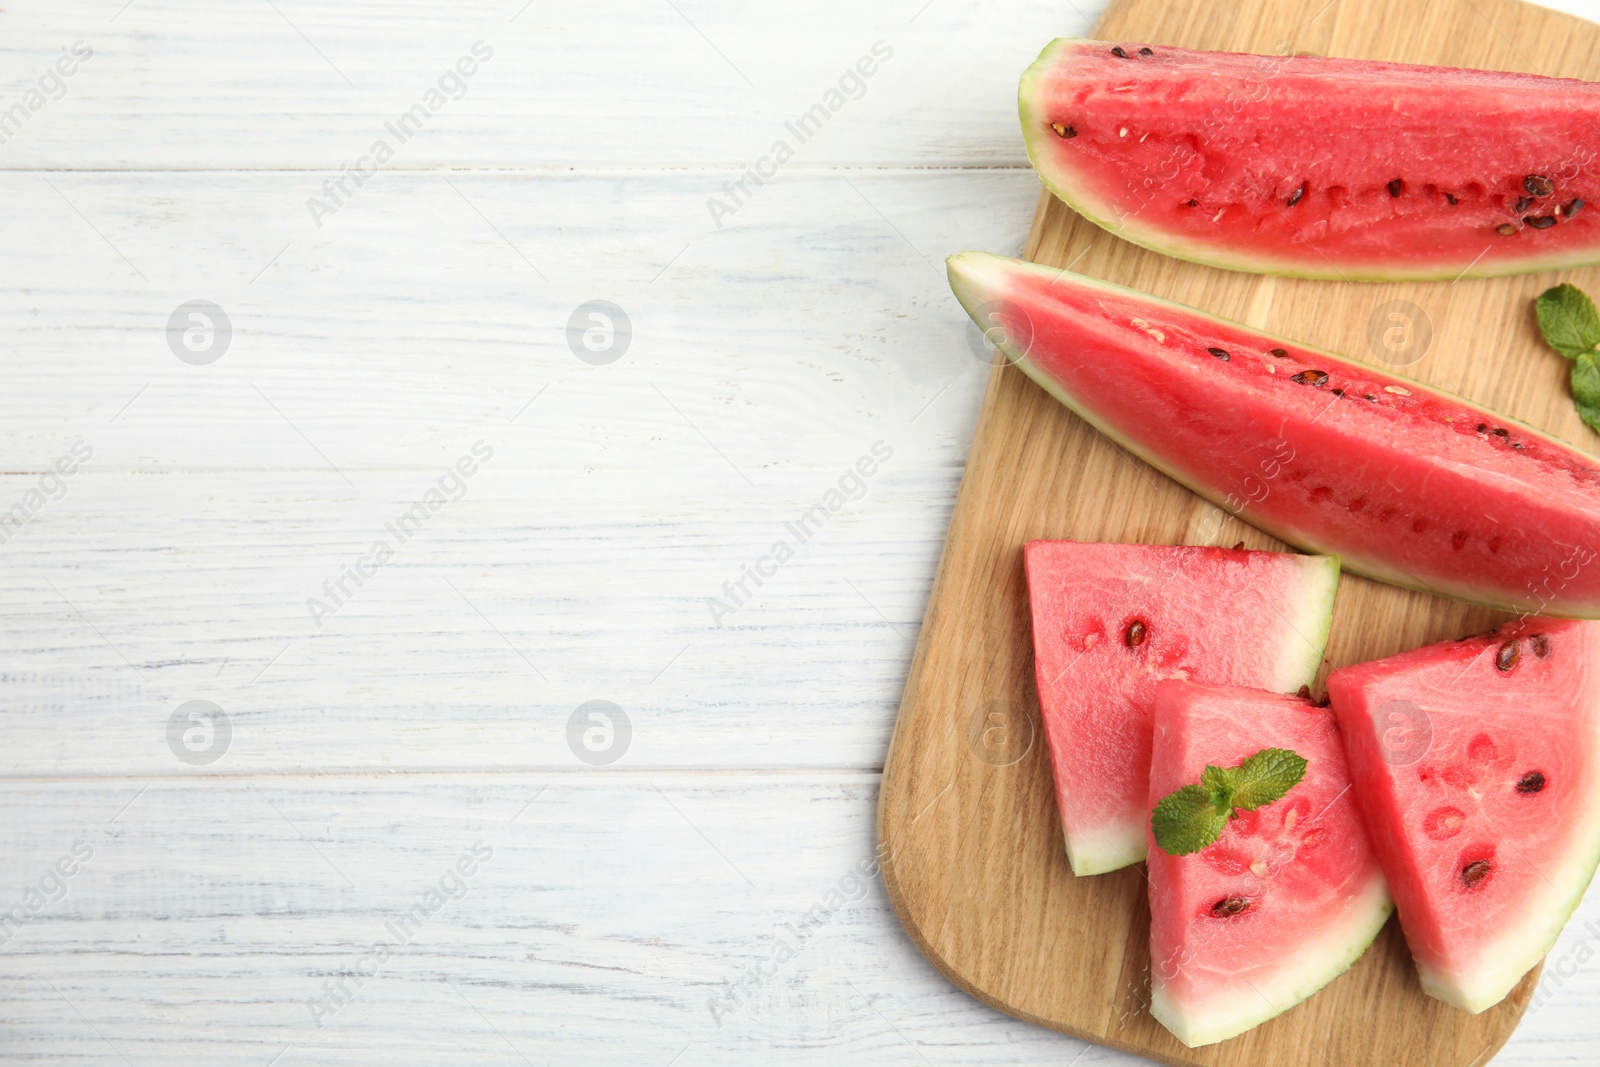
[1230,747,1309,811]
[1573,354,1600,436]
[1200,764,1236,807]
[1537,283,1600,360]
[1150,747,1308,856]
[1150,784,1232,856]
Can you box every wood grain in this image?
[878,0,1600,1062]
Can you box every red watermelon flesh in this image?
[1025,540,1337,875]
[1021,39,1600,280]
[950,251,1600,618]
[1327,619,1600,1012]
[1148,680,1391,1047]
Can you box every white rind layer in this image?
[1150,875,1393,1047]
[1067,820,1146,877]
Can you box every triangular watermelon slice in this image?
[1024,540,1338,874]
[1147,680,1392,1048]
[1327,619,1600,1012]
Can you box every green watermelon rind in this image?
[1053,545,1339,878]
[947,250,1600,617]
[1018,38,1600,282]
[1150,877,1394,1048]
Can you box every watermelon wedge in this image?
[1327,619,1600,1012]
[1020,39,1600,280]
[951,251,1600,617]
[1147,680,1391,1047]
[1025,540,1337,875]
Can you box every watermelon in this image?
[1327,619,1600,1012]
[1020,39,1600,280]
[950,251,1600,617]
[1025,540,1337,875]
[1147,680,1391,1047]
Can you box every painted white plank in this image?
[0,0,1106,169]
[0,467,957,773]
[0,775,1108,1066]
[0,775,1594,1064]
[0,169,1035,471]
[0,168,1039,774]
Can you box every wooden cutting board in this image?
[877,0,1600,1064]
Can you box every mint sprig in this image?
[1150,748,1308,856]
[1535,283,1600,433]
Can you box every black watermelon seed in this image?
[1525,174,1554,196]
[1531,633,1551,657]
[1496,639,1520,672]
[1270,348,1288,357]
[1362,394,1379,402]
[1208,347,1230,361]
[1111,45,1128,57]
[1566,198,1586,218]
[1125,619,1147,647]
[1331,387,1345,397]
[1515,196,1533,213]
[1210,897,1251,918]
[1462,859,1492,888]
[1139,46,1154,55]
[1445,192,1458,205]
[1517,770,1547,794]
[1297,684,1312,699]
[1185,198,1198,207]
[1526,215,1558,229]
[1492,427,1510,438]
[1287,183,1306,207]
[1511,441,1524,449]
[1291,369,1329,387]
[1232,541,1246,550]
[1050,123,1078,139]
[1476,423,1488,433]
[1497,223,1519,236]
[1388,178,1404,197]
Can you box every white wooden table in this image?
[3,1,1598,1063]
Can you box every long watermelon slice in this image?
[1020,39,1600,280]
[1147,680,1392,1047]
[1327,619,1600,1012]
[1025,540,1337,875]
[950,251,1600,617]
